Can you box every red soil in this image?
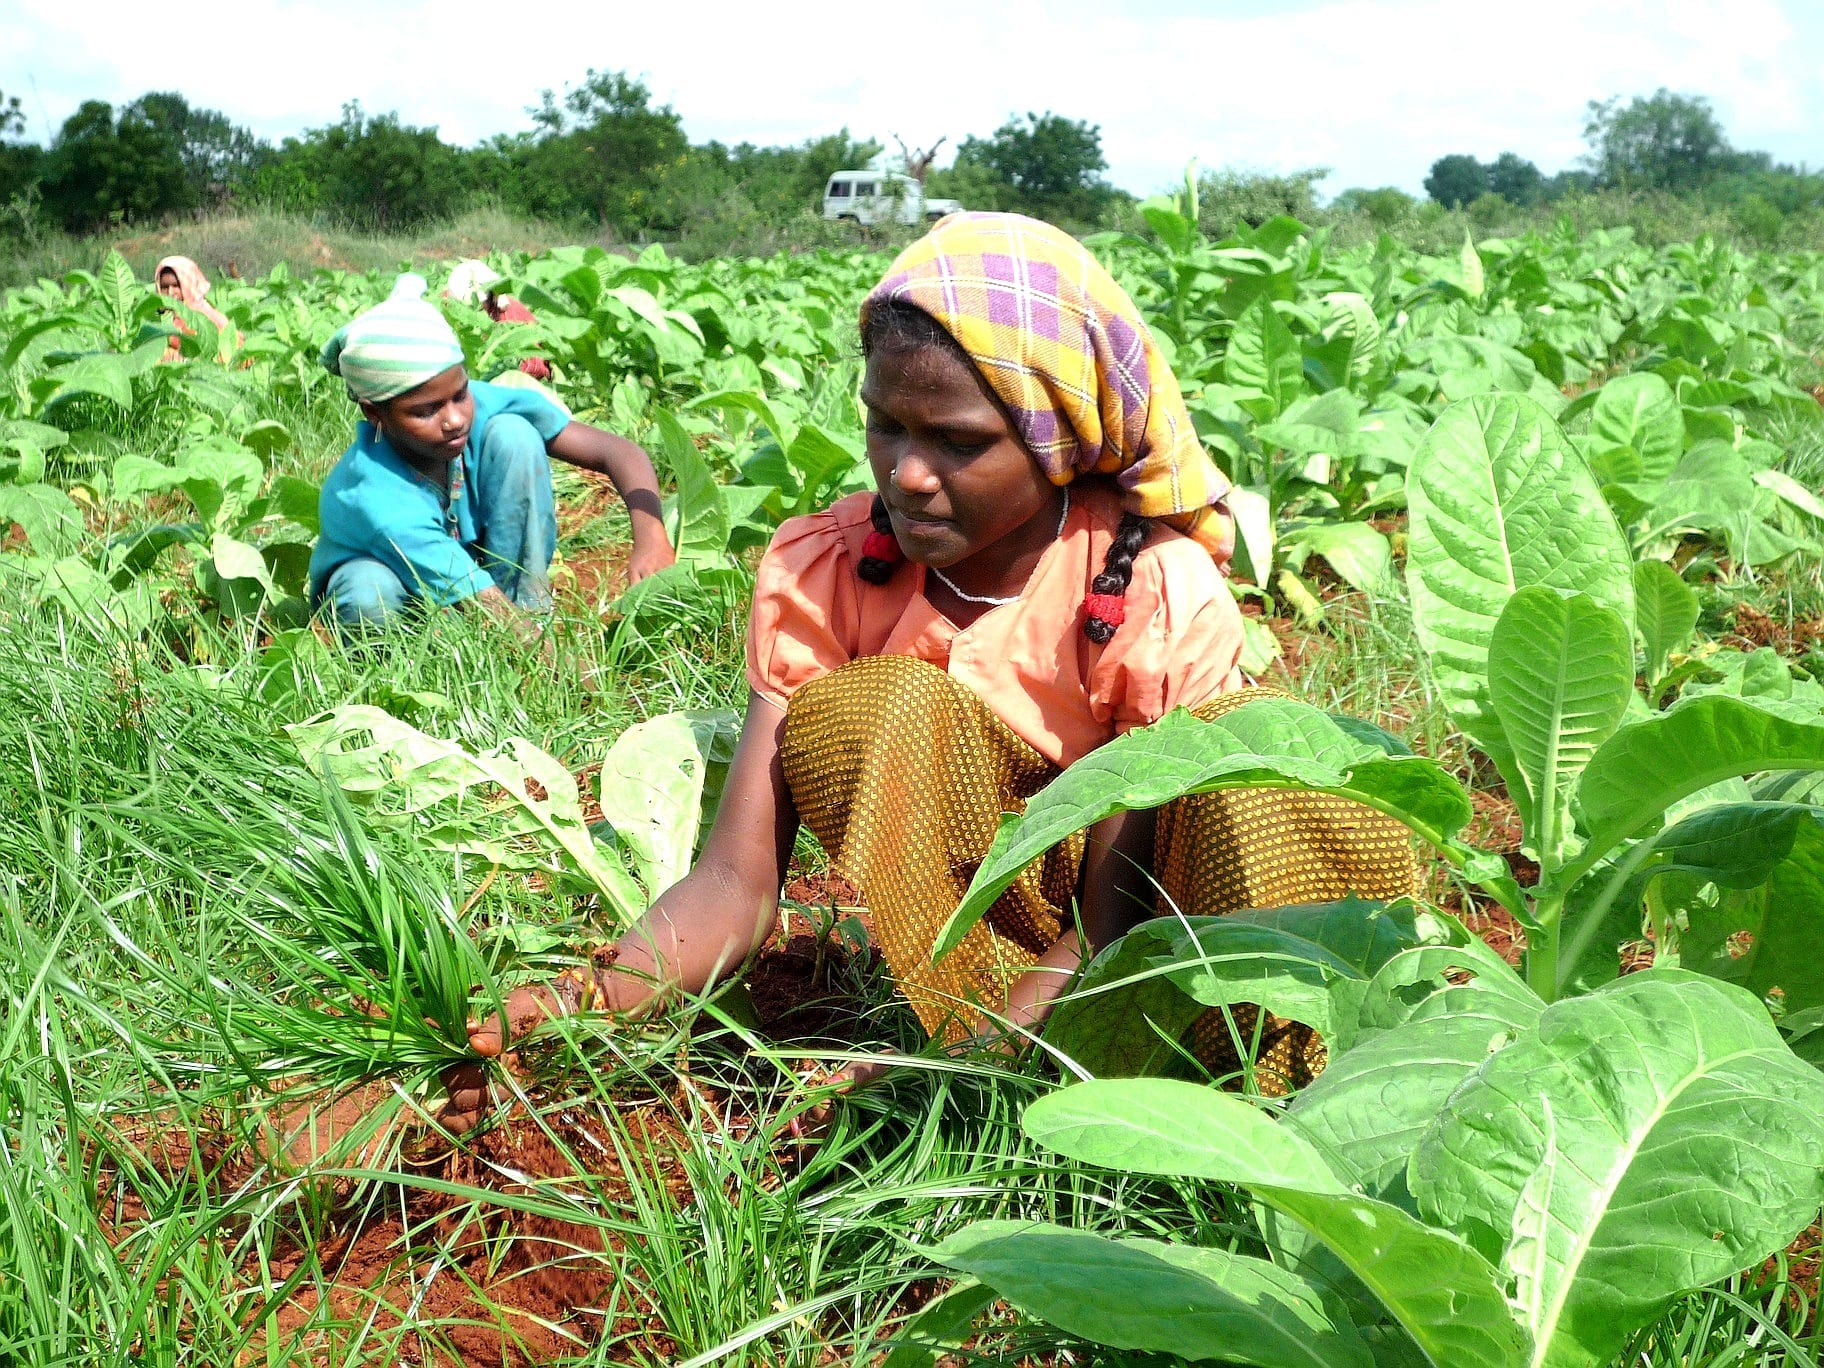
[1728,601,1824,657]
[99,904,889,1366]
[553,472,630,612]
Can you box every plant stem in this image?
[1555,835,1661,996]
[1527,890,1563,1002]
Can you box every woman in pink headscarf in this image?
[155,256,237,361]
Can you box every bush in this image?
[1329,186,1416,229]
[248,104,474,230]
[1731,193,1784,246]
[1197,168,1329,233]
[949,113,1121,228]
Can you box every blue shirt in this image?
[309,379,571,604]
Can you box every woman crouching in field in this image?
[446,213,1415,1132]
[155,255,241,361]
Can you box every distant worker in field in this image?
[154,255,238,361]
[309,273,675,630]
[448,214,1415,1134]
[445,259,552,382]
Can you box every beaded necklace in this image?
[927,488,1069,607]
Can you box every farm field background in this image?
[3,197,1824,1366]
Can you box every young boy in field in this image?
[309,274,675,629]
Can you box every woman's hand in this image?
[785,1054,896,1142]
[436,693,796,1142]
[436,973,597,1136]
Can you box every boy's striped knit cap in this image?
[320,273,465,402]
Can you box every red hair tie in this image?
[1084,593,1126,628]
[862,530,902,562]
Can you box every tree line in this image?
[0,74,1120,238]
[1,77,1817,247]
[1421,89,1822,238]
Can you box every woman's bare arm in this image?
[466,691,796,1055]
[546,421,675,580]
[999,806,1156,1037]
[590,693,798,1010]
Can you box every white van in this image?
[822,171,962,226]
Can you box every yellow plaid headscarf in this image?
[863,212,1232,564]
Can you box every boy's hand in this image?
[545,424,677,586]
[626,541,677,584]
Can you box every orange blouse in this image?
[745,486,1245,768]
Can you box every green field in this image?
[3,199,1823,1366]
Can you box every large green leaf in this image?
[286,706,644,922]
[1287,1009,1533,1197]
[1230,898,1435,974]
[1320,290,1382,384]
[687,388,797,452]
[1227,298,1304,417]
[594,710,738,898]
[41,353,134,413]
[1459,234,1486,299]
[1405,395,1634,774]
[1049,903,1419,1075]
[783,424,866,515]
[935,701,1467,962]
[1356,935,1542,1039]
[270,475,323,536]
[1280,520,1393,594]
[1634,802,1818,893]
[1631,560,1696,688]
[877,1281,998,1368]
[0,483,84,555]
[1226,484,1275,584]
[651,408,729,569]
[1025,1080,1530,1368]
[1025,1077,1346,1188]
[1573,694,1824,865]
[1754,467,1824,523]
[115,438,264,526]
[1645,443,1803,570]
[1486,590,1634,867]
[1676,811,1824,1013]
[1589,374,1683,489]
[1159,900,1429,1055]
[112,454,187,501]
[1783,1007,1824,1070]
[929,1220,1372,1367]
[1410,971,1824,1368]
[98,250,143,343]
[1651,441,1755,538]
[1043,920,1210,1077]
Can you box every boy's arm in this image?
[546,422,677,582]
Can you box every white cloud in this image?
[4,0,1817,196]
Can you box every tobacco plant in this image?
[928,391,1824,1367]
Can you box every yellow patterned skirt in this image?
[780,656,1416,1091]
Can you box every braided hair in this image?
[857,296,1147,642]
[1084,512,1151,643]
[857,494,899,584]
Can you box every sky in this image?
[5,0,1822,198]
